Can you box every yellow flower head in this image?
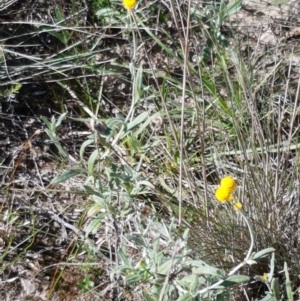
[263,273,268,281]
[233,202,242,210]
[123,0,137,10]
[220,176,236,191]
[215,176,238,204]
[215,187,233,202]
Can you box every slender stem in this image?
[193,209,254,296]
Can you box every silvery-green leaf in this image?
[50,168,83,184]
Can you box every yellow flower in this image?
[233,202,242,210]
[220,176,236,191]
[263,273,268,281]
[215,176,240,206]
[215,187,233,202]
[123,0,137,10]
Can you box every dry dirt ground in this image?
[0,0,300,300]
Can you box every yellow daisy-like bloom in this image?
[215,187,233,202]
[233,202,242,210]
[220,176,236,191]
[215,176,242,209]
[263,273,268,281]
[123,0,137,10]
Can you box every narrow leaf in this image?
[126,235,149,248]
[135,112,161,136]
[126,112,148,132]
[284,262,293,301]
[88,149,99,175]
[252,248,275,261]
[80,139,94,161]
[85,213,106,235]
[219,275,250,288]
[176,293,193,301]
[50,168,83,184]
[223,0,242,19]
[118,248,130,266]
[271,278,280,300]
[157,257,183,275]
[55,112,67,129]
[193,265,224,277]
